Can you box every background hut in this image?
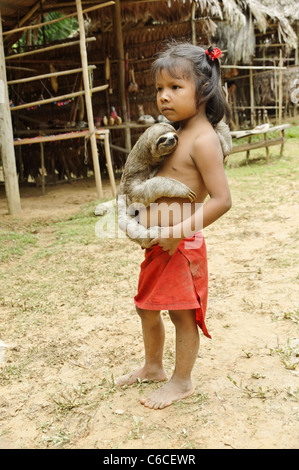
[0,0,298,202]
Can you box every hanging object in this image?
[78,94,85,121]
[128,67,138,94]
[105,56,113,94]
[105,56,110,81]
[49,63,58,92]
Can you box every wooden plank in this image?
[230,137,284,154]
[230,124,290,139]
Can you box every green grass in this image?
[0,119,298,449]
[0,229,38,262]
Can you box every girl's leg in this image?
[116,308,167,386]
[140,309,199,409]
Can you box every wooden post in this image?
[246,136,251,163]
[101,131,116,197]
[280,128,285,158]
[0,12,21,214]
[76,0,103,199]
[191,1,196,45]
[40,142,46,195]
[278,50,283,124]
[114,0,131,151]
[264,132,270,163]
[249,68,255,127]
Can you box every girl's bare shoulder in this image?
[191,126,222,162]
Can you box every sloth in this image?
[93,121,232,247]
[117,122,197,248]
[116,120,232,248]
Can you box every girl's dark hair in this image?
[152,42,230,125]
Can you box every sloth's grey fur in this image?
[115,121,232,248]
[117,122,197,248]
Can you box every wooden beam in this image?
[7,65,96,85]
[114,0,131,150]
[2,2,115,36]
[0,12,21,214]
[10,84,108,111]
[5,37,96,60]
[4,0,47,41]
[13,129,105,146]
[76,0,103,199]
[0,2,23,12]
[221,65,286,70]
[249,68,255,127]
[16,0,46,29]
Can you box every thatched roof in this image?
[1,0,297,65]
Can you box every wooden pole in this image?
[5,0,47,40]
[40,142,46,195]
[191,1,196,45]
[102,133,116,197]
[10,84,108,111]
[249,68,255,127]
[0,12,21,214]
[7,65,96,85]
[278,49,283,124]
[2,2,115,37]
[5,37,96,60]
[76,0,103,199]
[221,65,286,70]
[114,0,131,151]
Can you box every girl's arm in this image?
[151,132,232,254]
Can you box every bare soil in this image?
[0,143,298,449]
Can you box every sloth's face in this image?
[148,125,178,160]
[156,132,178,156]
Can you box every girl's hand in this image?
[150,227,182,255]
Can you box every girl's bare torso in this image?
[138,128,209,228]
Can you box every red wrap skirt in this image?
[134,231,210,338]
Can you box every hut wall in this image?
[2,2,298,185]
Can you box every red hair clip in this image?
[205,47,222,61]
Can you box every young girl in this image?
[116,42,232,409]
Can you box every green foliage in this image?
[13,12,78,51]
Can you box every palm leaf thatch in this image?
[212,0,297,63]
[262,0,299,22]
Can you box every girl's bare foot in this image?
[115,366,167,387]
[140,377,194,409]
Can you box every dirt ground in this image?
[0,141,298,449]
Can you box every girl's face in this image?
[155,68,198,123]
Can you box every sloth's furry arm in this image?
[128,176,197,206]
[117,197,161,248]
